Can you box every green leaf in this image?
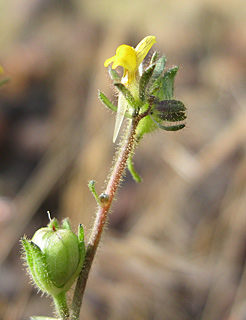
[151,115,185,131]
[127,154,142,183]
[153,66,179,100]
[151,56,166,82]
[113,83,138,109]
[98,91,117,113]
[139,64,156,101]
[153,99,186,122]
[88,180,101,205]
[98,91,132,119]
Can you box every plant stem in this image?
[70,118,140,320]
[53,292,69,319]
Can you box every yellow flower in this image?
[104,36,156,142]
[0,65,4,74]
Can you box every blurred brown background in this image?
[0,0,246,319]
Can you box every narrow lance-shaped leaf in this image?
[113,83,138,109]
[98,91,118,113]
[98,91,132,119]
[139,64,156,101]
[127,153,142,183]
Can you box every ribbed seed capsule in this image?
[21,219,85,296]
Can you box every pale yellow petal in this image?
[113,93,127,142]
[135,36,156,68]
[0,65,4,74]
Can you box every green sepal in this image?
[136,101,158,136]
[136,114,158,137]
[21,237,58,295]
[152,66,179,100]
[107,66,121,82]
[79,232,85,264]
[47,218,59,230]
[30,240,58,294]
[78,224,84,243]
[151,56,166,82]
[139,64,156,101]
[149,51,158,65]
[21,237,41,290]
[127,154,142,183]
[114,83,138,109]
[62,218,71,230]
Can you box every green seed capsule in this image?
[21,219,85,296]
[32,228,80,288]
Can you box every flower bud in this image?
[21,218,85,296]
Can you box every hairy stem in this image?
[53,292,69,320]
[70,118,140,320]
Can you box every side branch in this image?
[70,118,139,319]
